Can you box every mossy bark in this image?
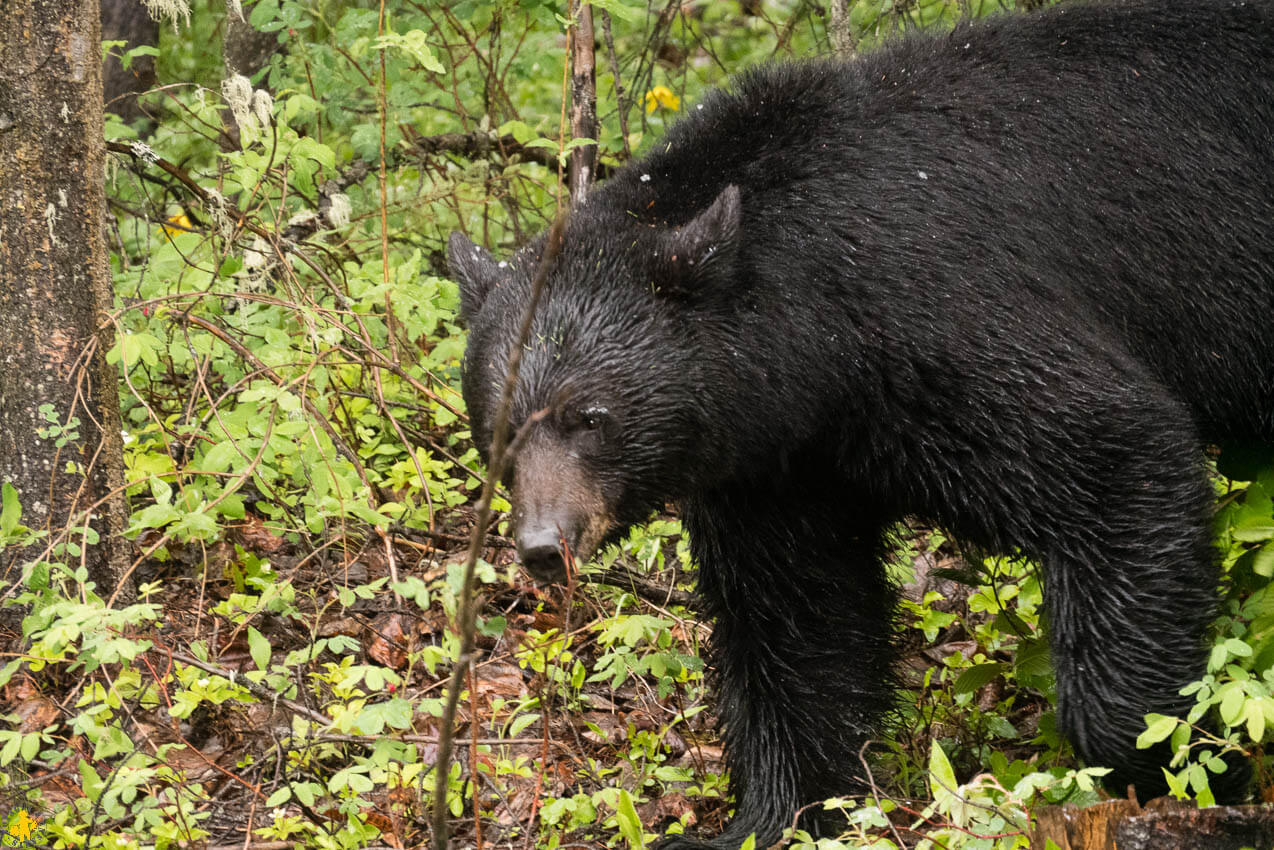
[0,0,132,602]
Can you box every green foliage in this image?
[35,403,82,450]
[0,482,39,550]
[890,543,1070,803]
[781,747,1108,850]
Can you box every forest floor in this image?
[4,504,1076,848]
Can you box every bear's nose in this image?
[517,528,568,584]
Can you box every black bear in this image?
[448,1,1274,846]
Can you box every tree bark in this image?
[568,0,598,205]
[0,0,132,601]
[1033,799,1274,850]
[223,4,278,79]
[828,0,855,57]
[101,0,157,123]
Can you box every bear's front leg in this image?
[656,473,897,849]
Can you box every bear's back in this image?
[590,0,1274,438]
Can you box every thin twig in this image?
[430,216,567,850]
[860,739,909,849]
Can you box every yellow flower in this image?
[161,213,194,236]
[7,809,41,843]
[644,85,681,114]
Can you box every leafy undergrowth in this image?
[8,477,1274,849]
[1,497,1101,849]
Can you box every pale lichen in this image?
[221,75,274,148]
[43,203,59,247]
[141,0,192,30]
[252,89,274,129]
[327,194,352,228]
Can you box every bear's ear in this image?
[656,184,742,296]
[448,231,503,322]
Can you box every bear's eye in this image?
[556,404,613,441]
[565,406,610,435]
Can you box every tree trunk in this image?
[0,0,132,602]
[223,4,278,79]
[101,0,157,123]
[568,0,598,205]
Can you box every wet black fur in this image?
[451,1,1274,846]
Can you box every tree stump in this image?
[1033,799,1274,850]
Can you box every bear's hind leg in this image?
[1035,409,1251,803]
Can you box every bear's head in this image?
[448,186,742,582]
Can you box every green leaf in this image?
[497,119,535,143]
[1137,714,1178,749]
[294,781,317,807]
[929,739,957,799]
[20,732,39,762]
[201,440,242,474]
[0,659,22,688]
[1,482,21,537]
[1233,519,1274,543]
[0,733,21,766]
[509,712,540,737]
[953,662,1006,696]
[478,615,507,637]
[79,760,104,801]
[330,765,374,794]
[1170,722,1191,758]
[392,577,430,608]
[1188,762,1209,793]
[380,697,412,730]
[374,30,445,73]
[291,137,336,174]
[1209,643,1229,671]
[614,789,644,849]
[1163,767,1190,800]
[129,502,181,532]
[108,331,161,369]
[1232,482,1274,542]
[123,44,160,64]
[1254,542,1274,578]
[1013,637,1052,678]
[587,0,645,22]
[1219,684,1246,726]
[248,626,271,671]
[1197,783,1216,808]
[1224,638,1254,658]
[173,509,219,542]
[1259,696,1274,732]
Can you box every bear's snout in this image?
[516,524,571,584]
